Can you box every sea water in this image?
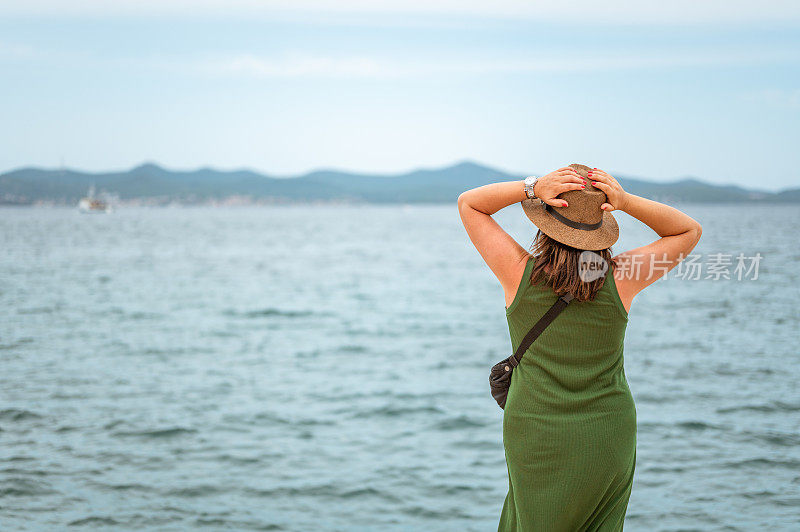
[1,204,799,530]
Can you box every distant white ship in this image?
[78,186,112,213]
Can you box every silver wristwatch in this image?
[523,175,539,199]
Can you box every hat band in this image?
[544,204,603,231]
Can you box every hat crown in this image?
[519,163,620,251]
[557,163,605,225]
[558,186,605,225]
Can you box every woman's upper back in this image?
[505,255,629,394]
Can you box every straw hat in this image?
[521,163,619,251]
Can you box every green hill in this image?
[0,160,796,205]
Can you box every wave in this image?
[108,307,164,320]
[0,478,57,497]
[96,482,153,492]
[336,344,368,353]
[223,308,314,319]
[724,458,800,469]
[165,485,224,497]
[243,484,401,503]
[644,465,688,474]
[358,405,445,418]
[17,306,59,315]
[431,415,488,431]
[193,518,285,530]
[249,412,334,427]
[111,427,197,439]
[68,516,120,527]
[0,467,50,477]
[717,401,800,414]
[675,421,724,431]
[0,408,42,421]
[0,338,34,350]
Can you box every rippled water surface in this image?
[2,204,799,531]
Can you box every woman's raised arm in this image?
[590,169,703,311]
[457,167,585,306]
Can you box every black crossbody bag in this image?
[489,292,574,409]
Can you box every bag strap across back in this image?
[508,293,574,368]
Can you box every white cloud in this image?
[0,42,39,59]
[3,37,797,80]
[742,88,800,109]
[2,0,800,24]
[205,54,397,79]
[198,49,800,79]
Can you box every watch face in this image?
[523,177,537,198]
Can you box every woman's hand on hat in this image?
[535,167,586,208]
[588,168,629,212]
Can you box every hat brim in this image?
[521,199,619,251]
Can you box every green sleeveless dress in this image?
[498,256,636,532]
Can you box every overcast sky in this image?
[1,1,799,189]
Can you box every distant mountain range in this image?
[1,161,798,205]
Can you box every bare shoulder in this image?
[503,252,534,308]
[611,253,635,313]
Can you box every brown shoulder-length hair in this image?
[528,230,617,302]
